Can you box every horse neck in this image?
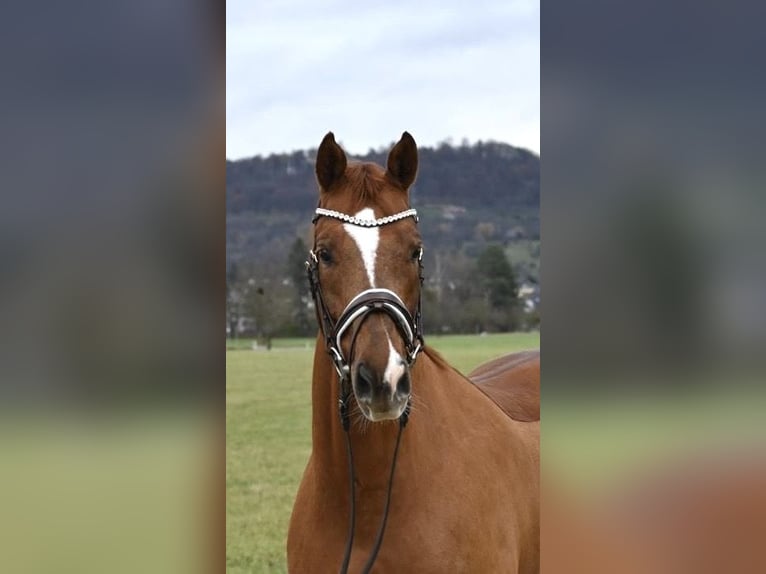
[309,338,472,489]
[309,335,354,480]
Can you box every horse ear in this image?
[386,131,418,190]
[315,132,347,191]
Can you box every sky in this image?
[226,0,539,160]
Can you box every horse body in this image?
[469,350,540,423]
[288,344,539,573]
[286,132,539,573]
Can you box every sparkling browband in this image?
[313,207,418,227]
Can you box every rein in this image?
[306,207,424,574]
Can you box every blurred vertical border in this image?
[542,0,766,572]
[0,1,224,573]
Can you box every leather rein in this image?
[305,207,425,574]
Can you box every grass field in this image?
[226,332,766,573]
[226,332,539,573]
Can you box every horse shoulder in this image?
[468,350,540,422]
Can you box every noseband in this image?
[306,206,425,574]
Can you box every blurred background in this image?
[542,0,766,571]
[0,0,223,572]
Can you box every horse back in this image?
[468,349,540,422]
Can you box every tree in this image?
[287,237,309,300]
[286,237,312,335]
[243,277,292,349]
[477,245,519,331]
[226,261,241,339]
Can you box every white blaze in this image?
[344,209,406,392]
[343,208,379,287]
[384,337,406,391]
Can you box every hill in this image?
[226,139,539,336]
[227,139,539,281]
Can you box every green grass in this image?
[225,332,539,573]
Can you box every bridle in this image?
[307,207,424,384]
[305,206,425,574]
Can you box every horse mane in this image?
[422,345,454,372]
[422,345,475,385]
[424,345,541,422]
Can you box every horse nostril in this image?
[355,363,374,399]
[396,371,411,398]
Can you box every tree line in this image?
[226,238,537,346]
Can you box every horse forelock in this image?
[346,162,386,203]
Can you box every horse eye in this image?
[411,247,423,261]
[318,249,333,264]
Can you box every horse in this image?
[286,132,540,573]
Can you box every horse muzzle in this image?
[353,361,411,421]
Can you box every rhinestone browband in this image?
[313,208,418,227]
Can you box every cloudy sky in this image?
[226,0,538,159]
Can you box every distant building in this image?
[518,282,540,312]
[440,205,467,220]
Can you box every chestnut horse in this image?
[287,132,539,573]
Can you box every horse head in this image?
[309,131,423,422]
